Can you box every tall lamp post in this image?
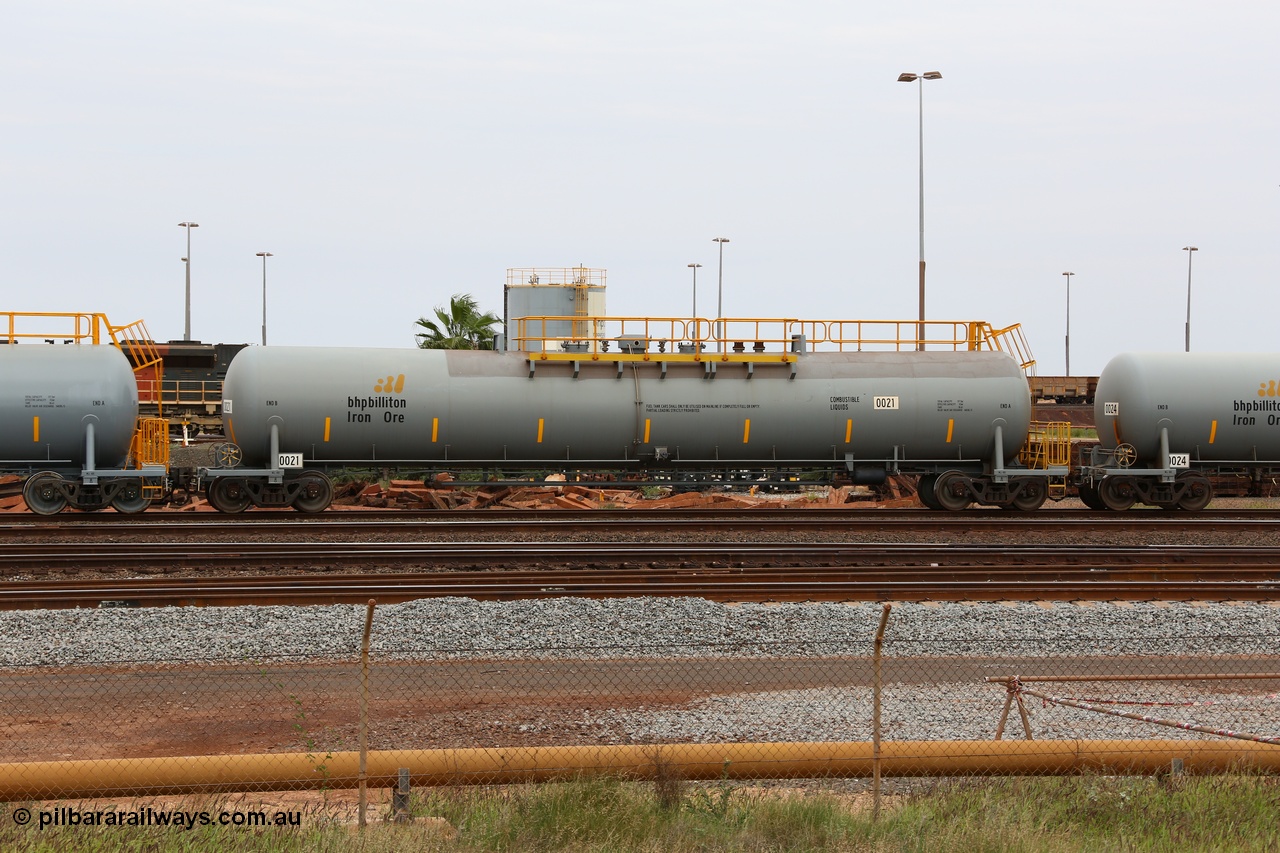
[1062,272,1074,375]
[712,237,729,352]
[178,222,199,341]
[1182,246,1197,352]
[256,252,273,346]
[687,262,702,342]
[897,71,941,351]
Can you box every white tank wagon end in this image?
[0,345,166,514]
[1082,352,1280,510]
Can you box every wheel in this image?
[291,472,334,514]
[213,443,243,469]
[1077,481,1106,510]
[1113,444,1137,468]
[1010,480,1047,511]
[109,480,150,514]
[1098,477,1136,511]
[916,474,941,510]
[207,477,252,514]
[23,472,67,516]
[933,471,972,511]
[1176,472,1213,512]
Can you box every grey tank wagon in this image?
[1081,352,1280,510]
[0,345,166,514]
[200,345,1066,513]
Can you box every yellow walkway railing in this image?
[513,316,1037,373]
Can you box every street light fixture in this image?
[1183,246,1198,352]
[256,252,273,346]
[178,222,199,341]
[897,71,942,351]
[1062,272,1074,375]
[713,238,729,352]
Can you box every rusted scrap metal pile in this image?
[0,472,920,513]
[339,476,917,511]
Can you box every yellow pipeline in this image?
[2,741,1278,801]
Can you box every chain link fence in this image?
[2,600,1280,806]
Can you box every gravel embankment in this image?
[6,598,1279,744]
[3,598,1279,667]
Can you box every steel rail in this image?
[6,508,1280,538]
[6,541,1280,570]
[4,568,1280,609]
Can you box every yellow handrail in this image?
[511,315,1037,373]
[1,312,168,452]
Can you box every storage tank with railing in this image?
[503,267,607,353]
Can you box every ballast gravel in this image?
[3,598,1279,667]
[5,599,1279,744]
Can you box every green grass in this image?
[3,774,1279,852]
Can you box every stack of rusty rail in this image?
[341,479,917,511]
[0,474,25,512]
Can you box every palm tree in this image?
[415,294,502,350]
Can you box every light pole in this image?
[178,222,199,341]
[713,237,729,351]
[256,252,273,346]
[897,71,941,351]
[1183,246,1197,352]
[687,262,702,340]
[1062,272,1074,375]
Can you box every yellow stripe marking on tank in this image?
[1209,420,1217,444]
[743,419,751,443]
[845,419,852,443]
[32,416,39,442]
[323,417,331,442]
[946,418,955,443]
[1113,420,1121,446]
[537,418,545,443]
[432,418,439,442]
[643,418,651,443]
[227,419,237,444]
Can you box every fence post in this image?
[358,599,376,828]
[393,768,412,823]
[872,602,892,822]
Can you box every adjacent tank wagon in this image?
[0,345,164,514]
[205,345,1064,513]
[1082,352,1280,510]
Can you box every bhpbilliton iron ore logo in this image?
[375,374,406,394]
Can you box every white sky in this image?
[3,1,1276,375]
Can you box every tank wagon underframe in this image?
[9,420,168,515]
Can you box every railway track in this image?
[4,541,1280,571]
[6,510,1280,608]
[5,508,1280,539]
[4,562,1280,608]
